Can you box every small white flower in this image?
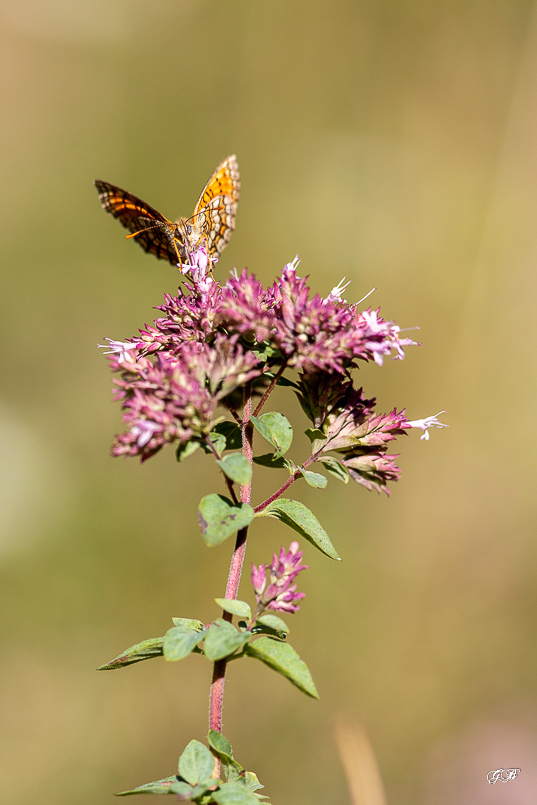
[98,339,134,364]
[325,277,351,304]
[407,411,448,441]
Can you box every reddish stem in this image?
[254,454,317,514]
[208,385,254,752]
[253,360,288,418]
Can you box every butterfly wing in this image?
[95,180,180,264]
[191,155,240,256]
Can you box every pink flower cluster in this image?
[101,249,444,477]
[251,542,309,615]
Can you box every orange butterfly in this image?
[95,155,240,265]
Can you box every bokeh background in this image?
[2,1,537,803]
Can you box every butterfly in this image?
[95,155,240,266]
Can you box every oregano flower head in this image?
[101,248,444,484]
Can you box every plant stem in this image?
[253,360,288,417]
[254,454,317,514]
[209,384,254,749]
[204,435,239,506]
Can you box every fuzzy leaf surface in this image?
[176,440,201,462]
[198,495,255,546]
[200,431,227,456]
[178,740,215,786]
[304,427,326,443]
[168,780,197,798]
[212,782,259,804]
[115,776,177,795]
[250,412,293,458]
[215,598,252,620]
[97,636,163,670]
[245,636,319,698]
[212,421,242,450]
[256,613,289,633]
[299,468,328,488]
[207,731,243,781]
[252,453,293,471]
[207,730,233,757]
[204,619,250,661]
[216,454,252,485]
[317,456,350,484]
[163,626,206,661]
[259,498,339,560]
[172,618,205,631]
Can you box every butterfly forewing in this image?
[95,155,240,266]
[191,155,240,256]
[94,180,180,263]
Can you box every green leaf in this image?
[212,782,259,804]
[216,454,252,485]
[252,453,294,471]
[198,494,255,547]
[172,618,205,631]
[304,427,326,443]
[169,780,198,798]
[241,771,264,793]
[116,776,178,795]
[299,468,327,488]
[258,498,340,560]
[215,598,252,620]
[176,439,201,462]
[263,369,300,389]
[317,456,350,484]
[207,730,233,758]
[163,626,206,661]
[251,342,281,362]
[212,421,242,450]
[200,431,227,456]
[203,619,250,661]
[178,740,215,786]
[245,636,319,698]
[97,636,163,670]
[207,731,243,782]
[250,412,293,459]
[256,613,289,633]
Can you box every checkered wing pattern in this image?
[95,155,240,266]
[95,180,179,263]
[191,155,240,255]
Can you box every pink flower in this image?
[251,542,308,616]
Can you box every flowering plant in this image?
[98,244,445,803]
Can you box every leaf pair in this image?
[118,732,264,803]
[99,617,318,699]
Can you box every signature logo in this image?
[487,768,521,784]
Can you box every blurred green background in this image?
[2,1,537,803]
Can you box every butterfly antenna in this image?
[126,224,162,240]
